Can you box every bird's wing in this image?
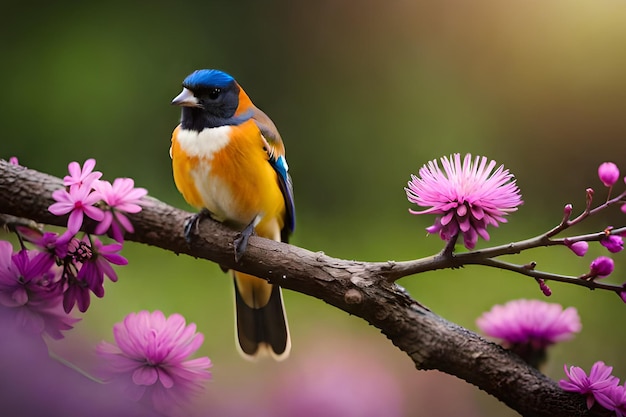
[252,108,295,239]
[251,107,285,156]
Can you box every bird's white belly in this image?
[191,165,243,224]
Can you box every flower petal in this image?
[133,366,159,386]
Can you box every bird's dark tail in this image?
[233,271,290,360]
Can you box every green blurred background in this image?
[2,1,626,415]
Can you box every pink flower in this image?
[594,384,626,416]
[24,230,71,259]
[565,240,589,257]
[0,242,78,339]
[0,244,57,308]
[61,236,126,313]
[97,311,212,413]
[95,178,147,213]
[406,153,522,249]
[93,178,147,241]
[270,343,404,417]
[588,256,614,279]
[49,184,104,234]
[63,158,102,190]
[560,361,620,409]
[476,299,581,348]
[1,302,79,340]
[0,315,153,416]
[598,162,620,187]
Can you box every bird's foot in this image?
[183,208,211,244]
[234,217,258,262]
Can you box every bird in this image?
[169,69,295,360]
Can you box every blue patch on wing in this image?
[273,155,289,180]
[270,155,296,237]
[183,69,235,89]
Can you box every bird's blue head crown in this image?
[183,69,235,89]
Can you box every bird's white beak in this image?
[171,88,200,107]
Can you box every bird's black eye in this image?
[208,88,221,100]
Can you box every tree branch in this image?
[0,159,593,416]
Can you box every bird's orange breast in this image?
[170,120,286,240]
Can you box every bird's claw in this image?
[234,219,257,262]
[183,208,211,244]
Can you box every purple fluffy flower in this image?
[270,343,404,417]
[560,361,620,409]
[477,299,581,347]
[406,153,522,249]
[97,311,212,413]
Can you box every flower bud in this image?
[563,204,573,217]
[601,235,624,253]
[589,256,614,279]
[585,188,594,209]
[537,279,552,296]
[598,162,620,187]
[565,240,588,257]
